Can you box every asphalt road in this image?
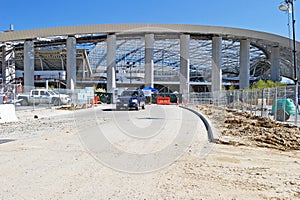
[10,103,209,173]
[74,105,207,173]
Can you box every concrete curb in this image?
[179,106,219,143]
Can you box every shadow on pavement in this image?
[102,108,116,111]
[0,139,15,145]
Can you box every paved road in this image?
[10,104,208,173]
[73,105,207,173]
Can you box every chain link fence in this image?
[1,85,83,113]
[189,85,300,126]
[5,84,300,126]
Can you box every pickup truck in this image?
[116,90,146,110]
[17,89,71,106]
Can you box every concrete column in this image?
[66,36,77,90]
[180,34,190,97]
[1,46,6,85]
[239,39,250,89]
[212,36,222,92]
[271,46,280,82]
[145,34,154,88]
[106,34,116,93]
[24,40,35,92]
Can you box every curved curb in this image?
[179,106,219,143]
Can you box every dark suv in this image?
[116,90,146,110]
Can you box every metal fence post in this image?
[284,87,287,122]
[274,87,278,121]
[261,88,264,117]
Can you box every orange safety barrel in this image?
[3,95,7,103]
[94,95,99,104]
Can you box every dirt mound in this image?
[55,103,93,110]
[194,105,300,151]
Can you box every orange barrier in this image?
[156,97,170,105]
[94,96,99,104]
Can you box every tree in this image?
[253,79,286,89]
[254,79,268,88]
[229,85,235,90]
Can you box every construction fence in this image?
[5,84,300,126]
[189,85,300,126]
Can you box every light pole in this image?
[58,72,61,107]
[279,0,299,124]
[126,62,135,84]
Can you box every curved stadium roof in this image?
[0,24,299,82]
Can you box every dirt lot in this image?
[194,105,300,151]
[0,105,299,199]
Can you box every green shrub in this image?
[253,79,286,89]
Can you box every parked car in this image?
[17,89,71,106]
[116,90,146,110]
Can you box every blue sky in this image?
[1,0,299,40]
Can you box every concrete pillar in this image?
[1,46,6,85]
[66,36,77,90]
[180,34,190,97]
[271,46,280,82]
[239,39,250,89]
[212,36,222,92]
[145,34,154,88]
[106,34,116,93]
[24,40,35,92]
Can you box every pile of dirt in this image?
[55,103,93,110]
[194,105,300,151]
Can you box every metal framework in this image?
[86,37,269,84]
[0,24,299,87]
